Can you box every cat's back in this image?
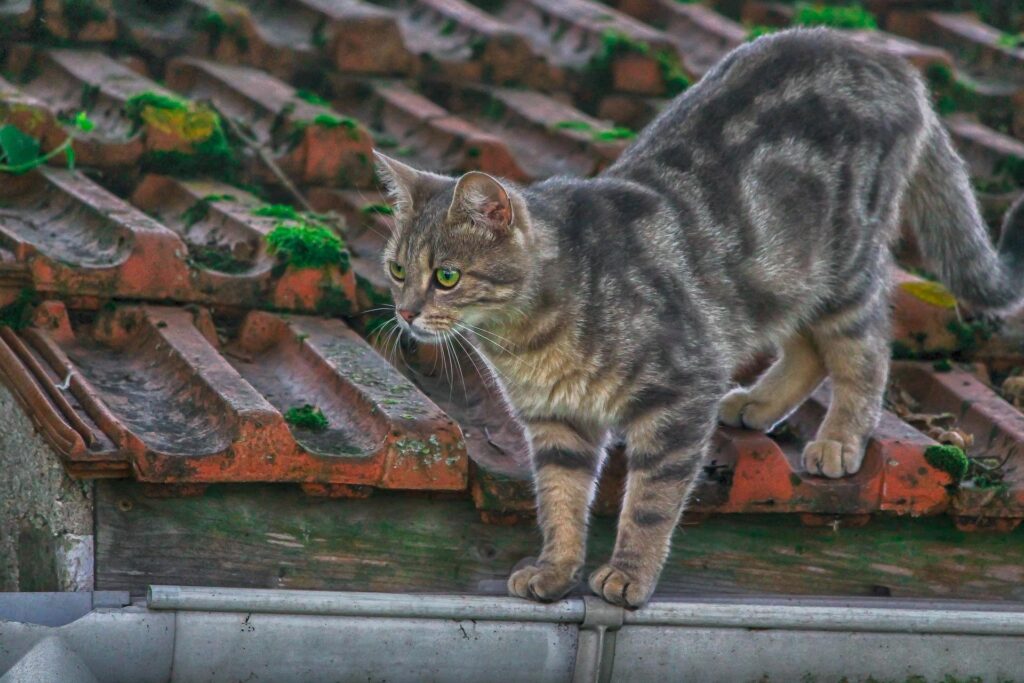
[610,27,928,175]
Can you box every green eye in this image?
[389,261,405,280]
[435,267,461,289]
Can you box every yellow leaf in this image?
[899,279,957,309]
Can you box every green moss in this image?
[284,404,329,431]
[793,3,877,29]
[482,97,506,121]
[553,120,593,132]
[593,126,636,142]
[80,83,100,111]
[266,220,347,270]
[439,18,457,36]
[926,63,980,116]
[946,318,994,353]
[127,91,236,178]
[62,0,108,26]
[925,444,969,481]
[253,204,302,220]
[656,50,690,96]
[182,194,235,227]
[65,111,95,132]
[746,25,779,41]
[360,203,393,216]
[188,244,250,273]
[582,30,688,99]
[997,32,1023,49]
[317,282,354,317]
[933,359,953,372]
[295,89,329,106]
[124,91,189,123]
[0,289,39,330]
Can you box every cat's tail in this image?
[904,116,1024,315]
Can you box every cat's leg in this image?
[803,298,889,478]
[589,399,718,608]
[508,418,607,602]
[718,332,826,431]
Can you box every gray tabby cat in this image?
[375,27,1024,608]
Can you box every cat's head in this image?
[375,151,534,343]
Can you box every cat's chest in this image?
[486,337,623,422]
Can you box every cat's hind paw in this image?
[718,388,779,432]
[802,438,863,478]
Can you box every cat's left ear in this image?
[448,171,514,235]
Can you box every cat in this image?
[374,27,1024,608]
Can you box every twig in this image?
[210,102,315,213]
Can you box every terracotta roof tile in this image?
[0,0,1023,529]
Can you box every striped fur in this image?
[376,28,1024,608]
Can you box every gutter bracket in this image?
[572,596,624,683]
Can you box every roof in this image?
[0,0,1022,529]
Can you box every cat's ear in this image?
[373,151,448,221]
[448,171,514,235]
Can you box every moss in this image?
[127,91,237,179]
[360,203,393,216]
[993,155,1024,187]
[793,3,877,29]
[593,126,636,141]
[998,32,1023,49]
[80,83,100,111]
[58,111,95,132]
[62,0,108,26]
[553,120,593,132]
[182,194,235,227]
[188,244,250,273]
[925,444,969,481]
[374,132,399,148]
[946,318,994,353]
[266,220,348,270]
[0,289,39,330]
[439,18,457,36]
[933,359,953,372]
[284,404,329,431]
[482,97,506,121]
[926,63,981,116]
[125,91,189,122]
[311,21,328,48]
[583,31,688,99]
[746,25,779,41]
[254,204,302,220]
[655,50,690,96]
[295,89,329,106]
[317,282,354,317]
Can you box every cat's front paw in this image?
[507,561,579,602]
[588,564,654,609]
[803,438,863,478]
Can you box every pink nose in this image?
[398,309,418,323]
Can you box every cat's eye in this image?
[389,261,405,281]
[435,267,461,289]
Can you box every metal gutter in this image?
[2,588,1023,683]
[147,585,586,623]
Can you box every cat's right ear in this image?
[373,151,448,222]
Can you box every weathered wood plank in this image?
[96,481,1024,601]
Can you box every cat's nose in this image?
[398,308,419,323]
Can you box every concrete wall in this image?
[0,381,94,591]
